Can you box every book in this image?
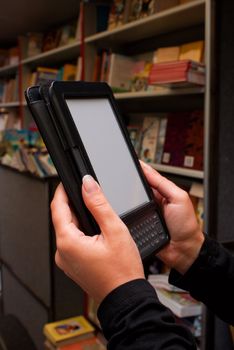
[155,46,180,63]
[87,296,100,328]
[37,153,57,176]
[26,32,43,57]
[43,316,95,347]
[189,182,204,199]
[183,110,204,170]
[44,336,106,350]
[127,124,142,155]
[179,41,204,63]
[195,197,204,230]
[31,67,59,85]
[148,60,205,87]
[75,56,82,81]
[140,116,160,163]
[155,116,168,163]
[175,315,202,338]
[58,22,77,47]
[148,274,185,293]
[108,0,130,30]
[99,50,111,83]
[161,111,204,170]
[107,53,137,92]
[42,29,61,52]
[161,112,189,167]
[131,60,153,92]
[127,0,157,22]
[155,288,202,318]
[0,112,8,132]
[62,64,77,81]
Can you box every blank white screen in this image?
[66,98,149,216]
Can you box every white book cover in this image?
[108,53,136,91]
[140,116,160,163]
[156,288,202,318]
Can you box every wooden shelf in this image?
[21,41,81,68]
[115,87,204,100]
[0,101,21,108]
[0,89,204,110]
[152,163,204,179]
[86,0,205,48]
[0,1,205,73]
[0,63,18,77]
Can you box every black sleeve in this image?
[169,235,234,325]
[98,279,196,350]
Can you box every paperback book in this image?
[44,316,95,347]
[156,288,202,318]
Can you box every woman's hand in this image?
[141,161,204,274]
[51,175,145,304]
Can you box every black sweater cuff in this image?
[169,235,219,292]
[98,279,157,326]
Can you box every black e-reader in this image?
[25,81,169,259]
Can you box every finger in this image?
[152,188,164,207]
[51,183,83,239]
[82,175,125,236]
[71,208,79,227]
[51,183,70,225]
[140,160,181,202]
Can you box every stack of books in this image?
[148,274,202,318]
[148,60,205,88]
[44,315,106,350]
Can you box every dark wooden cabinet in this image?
[0,166,85,349]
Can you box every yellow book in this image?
[62,64,77,81]
[44,316,95,347]
[37,66,59,74]
[156,46,180,63]
[179,41,204,63]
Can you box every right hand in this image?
[51,176,145,304]
[140,161,204,275]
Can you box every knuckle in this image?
[92,193,106,208]
[55,251,63,269]
[50,199,55,212]
[179,189,189,202]
[56,235,71,255]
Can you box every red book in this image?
[183,110,204,170]
[162,112,190,167]
[148,60,205,86]
[162,111,204,170]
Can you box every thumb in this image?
[82,175,125,235]
[140,161,180,203]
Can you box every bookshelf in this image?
[85,0,205,45]
[0,63,18,76]
[0,0,218,349]
[0,0,206,180]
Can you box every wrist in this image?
[173,230,205,274]
[157,230,205,275]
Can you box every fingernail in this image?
[141,161,152,171]
[83,175,99,193]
